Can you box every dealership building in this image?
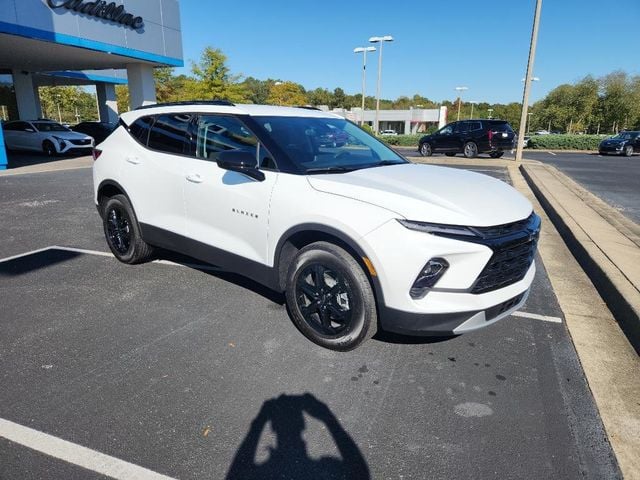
[0,0,183,169]
[330,106,448,134]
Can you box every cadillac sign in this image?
[46,0,144,30]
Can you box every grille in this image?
[70,139,91,146]
[471,236,538,294]
[472,213,535,238]
[486,292,526,320]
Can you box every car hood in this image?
[307,163,532,226]
[47,131,92,140]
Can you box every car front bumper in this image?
[599,144,625,154]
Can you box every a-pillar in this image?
[96,82,119,123]
[12,70,41,120]
[126,64,156,110]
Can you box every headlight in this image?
[397,219,478,237]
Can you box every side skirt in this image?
[139,223,280,291]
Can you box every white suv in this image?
[93,101,540,351]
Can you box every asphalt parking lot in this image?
[510,150,640,224]
[0,165,621,479]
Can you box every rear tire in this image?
[100,194,155,264]
[489,151,504,158]
[419,142,432,157]
[624,145,633,157]
[42,140,57,157]
[285,242,377,351]
[463,141,478,158]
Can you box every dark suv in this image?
[418,120,516,158]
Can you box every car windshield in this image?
[252,116,406,174]
[612,132,638,140]
[33,122,69,132]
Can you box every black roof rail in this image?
[134,100,235,110]
[296,105,322,111]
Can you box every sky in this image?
[176,0,640,105]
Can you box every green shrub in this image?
[528,134,607,150]
[377,134,424,146]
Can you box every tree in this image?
[115,84,129,113]
[331,88,346,109]
[242,77,276,104]
[39,86,98,123]
[267,81,307,106]
[188,46,249,102]
[307,87,333,107]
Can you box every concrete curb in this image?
[508,165,640,480]
[521,163,640,353]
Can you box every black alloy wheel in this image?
[100,194,155,264]
[285,242,377,351]
[43,141,56,157]
[106,205,131,255]
[295,263,355,337]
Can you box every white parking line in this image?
[0,245,219,272]
[513,311,563,323]
[546,151,557,156]
[0,418,176,480]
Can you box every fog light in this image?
[410,258,449,298]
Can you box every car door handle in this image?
[126,156,141,165]
[186,173,203,184]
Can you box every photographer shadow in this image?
[226,393,370,480]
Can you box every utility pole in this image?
[455,86,468,121]
[515,0,543,165]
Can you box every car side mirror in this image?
[217,150,265,182]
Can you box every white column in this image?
[12,70,39,120]
[32,85,42,119]
[126,63,156,110]
[438,106,448,128]
[404,120,411,135]
[96,83,119,123]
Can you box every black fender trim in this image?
[273,223,386,305]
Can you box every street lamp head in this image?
[354,46,376,53]
[454,86,468,92]
[369,35,393,43]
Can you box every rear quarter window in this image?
[129,116,154,145]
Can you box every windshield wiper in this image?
[305,166,359,174]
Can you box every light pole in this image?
[515,0,543,164]
[353,46,376,126]
[369,35,393,133]
[55,94,62,123]
[455,86,468,121]
[469,101,478,119]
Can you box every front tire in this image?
[42,140,57,157]
[101,194,154,264]
[285,242,377,351]
[419,142,432,157]
[463,141,478,158]
[624,145,633,157]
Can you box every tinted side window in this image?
[468,121,482,131]
[129,116,154,145]
[454,122,469,134]
[148,114,193,154]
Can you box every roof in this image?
[121,103,341,125]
